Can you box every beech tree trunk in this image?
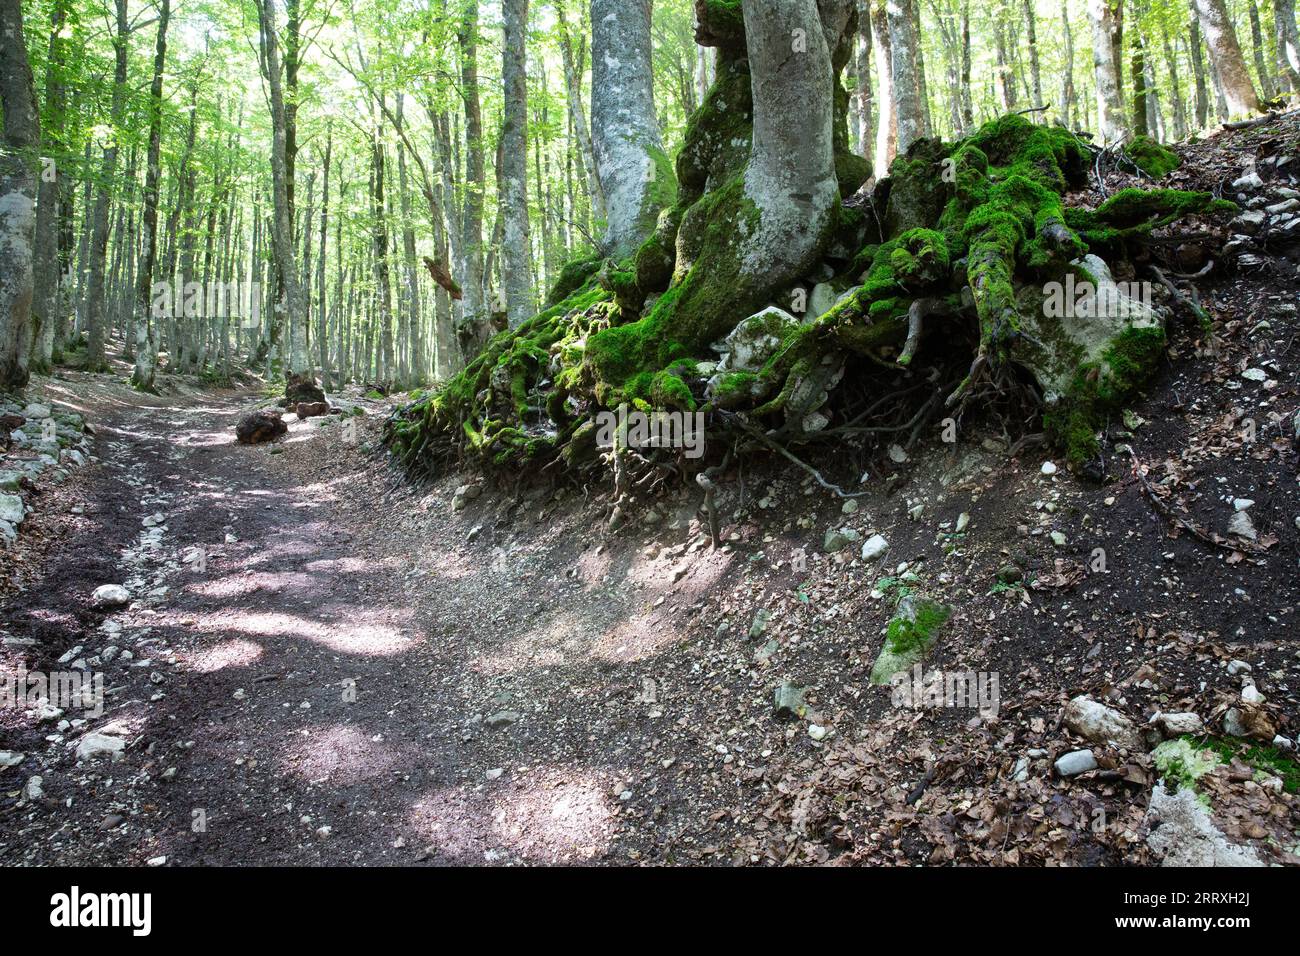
[31,0,69,374]
[887,0,925,153]
[458,4,487,342]
[132,0,170,392]
[871,0,896,176]
[1276,0,1300,91]
[1087,0,1127,142]
[590,0,674,259]
[0,0,40,393]
[1192,0,1261,117]
[500,0,533,328]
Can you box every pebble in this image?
[1040,461,1057,476]
[91,584,130,608]
[1054,749,1097,776]
[808,725,828,741]
[861,534,889,561]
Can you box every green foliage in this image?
[1123,135,1181,178]
[885,599,951,655]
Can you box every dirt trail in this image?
[0,385,653,865]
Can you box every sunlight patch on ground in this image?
[407,765,619,864]
[208,609,415,656]
[279,723,406,784]
[180,637,264,673]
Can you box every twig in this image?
[719,411,869,498]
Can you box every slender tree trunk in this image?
[960,0,973,130]
[1162,26,1188,139]
[1131,0,1150,136]
[0,0,40,393]
[556,1,605,231]
[1247,0,1275,99]
[500,0,532,327]
[1087,0,1127,142]
[458,3,487,343]
[1061,0,1077,127]
[1188,12,1211,127]
[132,0,170,391]
[1192,0,1261,116]
[1024,0,1043,107]
[855,1,874,156]
[318,131,331,387]
[872,0,896,175]
[590,0,673,259]
[83,0,130,371]
[1276,0,1300,91]
[31,0,69,374]
[255,0,309,387]
[887,0,925,153]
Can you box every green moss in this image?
[1043,324,1167,466]
[1194,735,1300,795]
[546,257,602,307]
[835,151,872,198]
[1153,738,1220,793]
[1123,135,1180,178]
[885,599,951,655]
[1065,188,1236,247]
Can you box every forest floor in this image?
[2,118,1300,866]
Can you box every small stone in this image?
[0,751,24,768]
[22,775,43,801]
[1223,708,1248,737]
[1241,684,1265,705]
[860,534,889,561]
[1227,659,1252,675]
[0,493,24,525]
[888,444,908,463]
[75,732,125,761]
[772,682,807,719]
[1152,712,1205,736]
[841,500,858,515]
[823,526,860,553]
[748,609,771,640]
[1063,695,1143,749]
[1227,510,1257,541]
[1240,367,1267,382]
[1040,461,1058,476]
[486,710,521,728]
[1011,757,1030,783]
[808,724,828,741]
[1050,531,1067,546]
[1054,749,1097,776]
[954,512,970,533]
[1232,498,1255,511]
[91,584,130,608]
[485,768,504,780]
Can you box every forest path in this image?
[1,382,642,865]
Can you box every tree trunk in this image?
[1061,0,1077,128]
[132,0,170,392]
[1275,0,1300,91]
[872,0,896,175]
[1162,25,1188,140]
[590,0,674,260]
[500,0,533,328]
[855,1,874,156]
[0,0,40,393]
[1024,0,1043,107]
[1188,12,1211,127]
[1131,0,1150,136]
[555,2,605,230]
[458,2,486,345]
[255,0,310,388]
[31,0,69,374]
[1087,0,1127,143]
[1192,0,1261,116]
[83,0,130,372]
[1247,0,1275,99]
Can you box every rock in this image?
[284,374,326,406]
[1151,712,1205,736]
[996,563,1023,584]
[1050,531,1067,546]
[888,444,908,464]
[841,499,858,515]
[1240,367,1267,382]
[748,609,771,640]
[1054,749,1097,776]
[955,512,970,533]
[91,584,130,609]
[772,682,807,719]
[75,733,125,761]
[142,511,165,527]
[1223,707,1248,737]
[1227,510,1257,541]
[717,307,802,372]
[22,775,43,801]
[0,751,24,769]
[1063,695,1143,750]
[1011,757,1030,783]
[0,518,15,547]
[1232,497,1255,511]
[235,409,288,444]
[1241,684,1264,705]
[808,724,828,741]
[808,282,840,318]
[0,493,24,525]
[1145,784,1262,867]
[860,533,889,561]
[296,401,330,418]
[1040,461,1057,476]
[486,710,521,729]
[0,470,21,492]
[1226,659,1252,675]
[23,403,51,420]
[823,526,860,553]
[485,768,504,780]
